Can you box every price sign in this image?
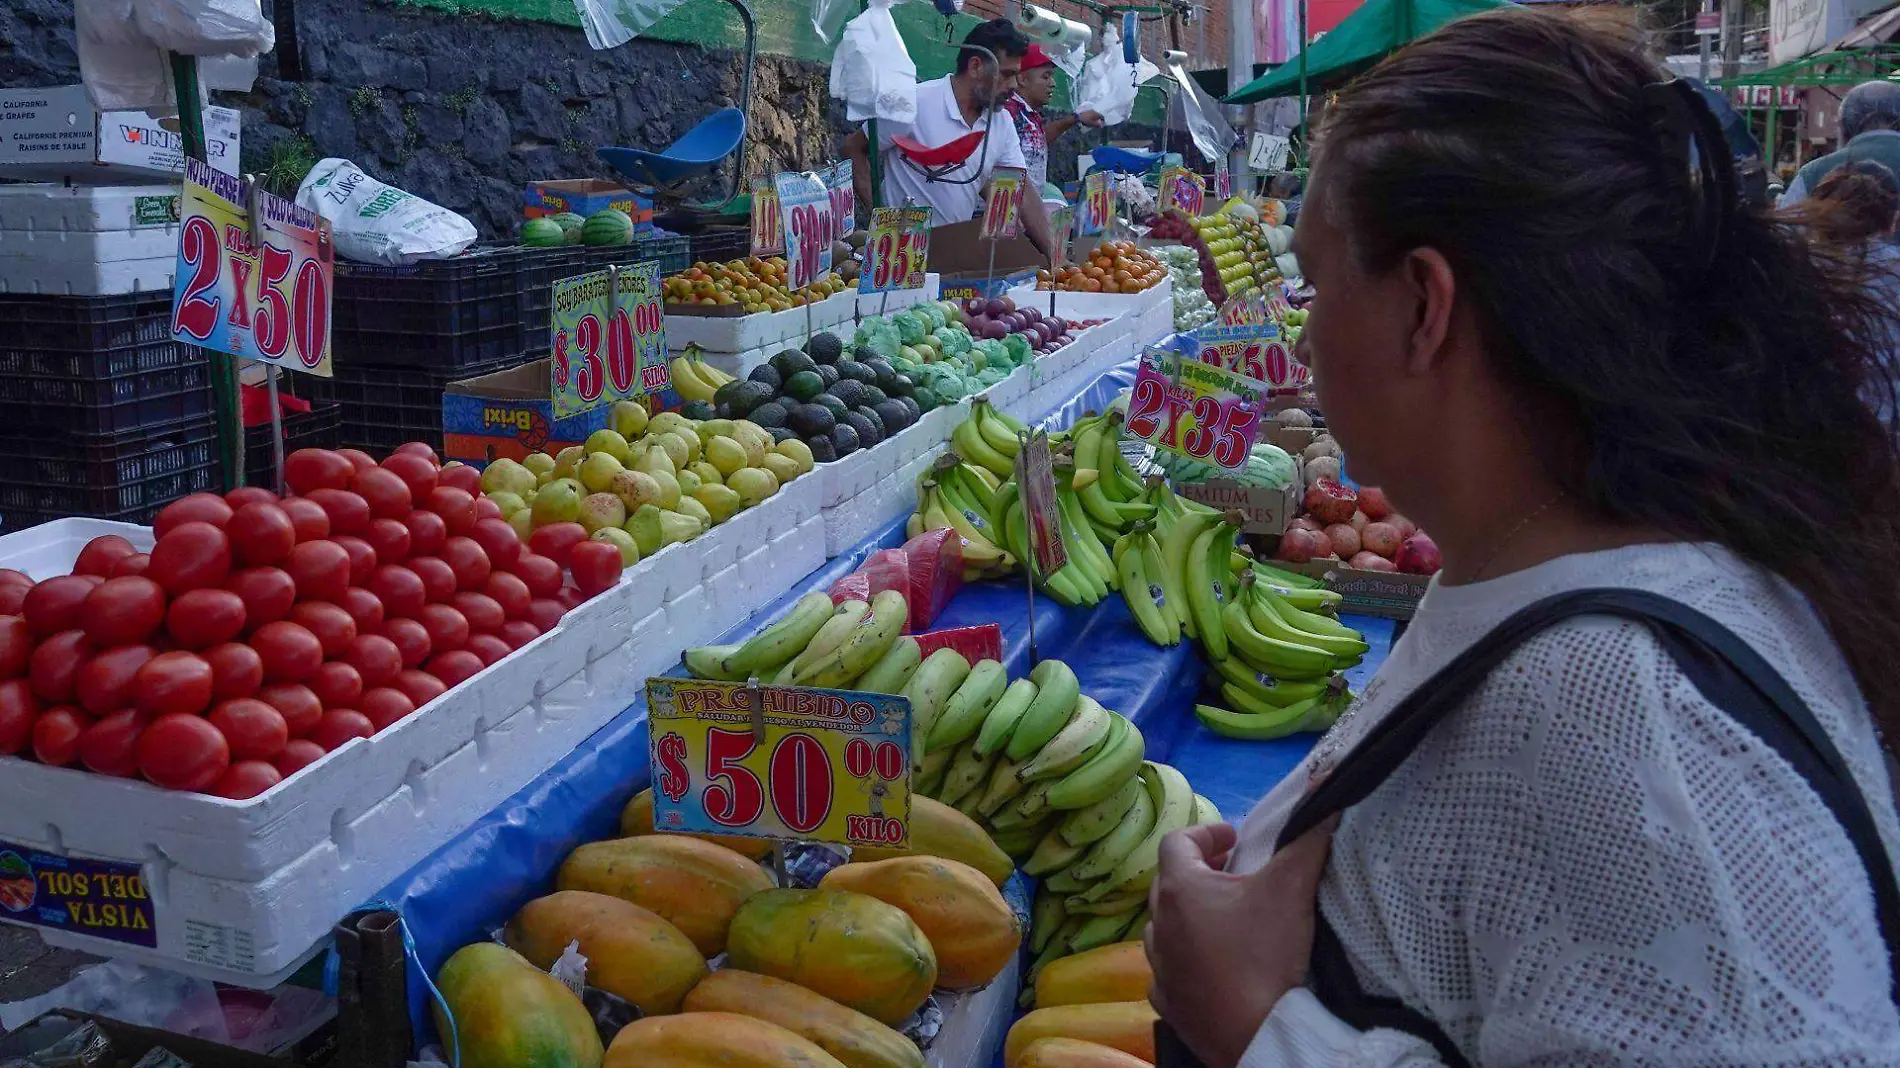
[170,158,334,376]
[751,179,784,256]
[826,161,857,244]
[776,170,835,291]
[1078,171,1112,236]
[1187,323,1308,395]
[1215,162,1233,200]
[1158,166,1206,219]
[551,263,666,419]
[860,207,930,294]
[647,678,913,848]
[980,167,1026,240]
[1016,431,1067,577]
[1125,349,1267,473]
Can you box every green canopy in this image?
[1224,0,1515,103]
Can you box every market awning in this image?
[1713,43,1900,87]
[1222,0,1515,103]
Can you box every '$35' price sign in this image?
[859,207,930,295]
[1125,349,1267,472]
[645,677,913,848]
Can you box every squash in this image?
[603,1011,845,1068]
[432,942,602,1068]
[1033,942,1152,1009]
[620,787,774,860]
[556,835,773,956]
[1017,1038,1154,1068]
[849,795,1014,886]
[820,856,1019,989]
[683,969,925,1068]
[727,888,937,1026]
[502,890,707,1015]
[1004,1002,1159,1067]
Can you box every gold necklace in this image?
[1469,489,1568,583]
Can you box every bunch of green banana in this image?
[950,397,1029,479]
[1070,412,1157,540]
[679,589,911,692]
[1191,568,1367,740]
[1112,520,1179,646]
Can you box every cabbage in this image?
[894,311,927,344]
[1002,334,1031,365]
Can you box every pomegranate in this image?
[1388,513,1418,539]
[1357,486,1393,521]
[1303,479,1358,525]
[1349,510,1369,532]
[1322,523,1361,559]
[1286,516,1322,533]
[1351,551,1397,572]
[1274,528,1330,564]
[1394,532,1443,576]
[1360,522,1403,559]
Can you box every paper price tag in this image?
[776,170,835,291]
[1188,323,1308,395]
[751,179,784,256]
[1125,349,1268,473]
[1079,171,1111,236]
[860,207,931,294]
[647,679,913,848]
[551,262,666,419]
[1159,166,1206,219]
[1215,162,1233,200]
[170,158,334,376]
[1017,432,1067,576]
[980,167,1027,240]
[827,161,857,243]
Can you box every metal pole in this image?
[1698,0,1714,82]
[172,53,246,491]
[1721,0,1742,80]
[1225,0,1254,181]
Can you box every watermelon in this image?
[581,209,635,246]
[551,212,587,244]
[520,217,566,248]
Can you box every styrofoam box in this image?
[0,183,181,295]
[0,476,827,984]
[665,289,859,354]
[1006,277,1173,325]
[679,277,944,381]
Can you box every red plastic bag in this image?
[914,623,1002,664]
[828,548,910,607]
[900,528,964,631]
[827,571,872,605]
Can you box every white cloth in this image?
[867,76,1028,229]
[1226,542,1900,1067]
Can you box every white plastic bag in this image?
[568,0,690,51]
[811,0,858,42]
[76,0,268,110]
[296,158,478,265]
[1162,49,1238,162]
[829,0,916,124]
[1074,25,1148,126]
[134,0,274,56]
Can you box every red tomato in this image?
[32,706,91,766]
[367,565,426,619]
[364,518,412,566]
[208,698,289,760]
[555,586,584,611]
[425,650,484,689]
[526,599,566,634]
[405,509,447,557]
[75,643,155,714]
[308,661,364,708]
[273,738,326,777]
[29,630,93,704]
[408,557,457,603]
[0,679,37,754]
[148,522,232,595]
[332,536,378,586]
[437,463,481,495]
[285,540,351,603]
[107,554,151,579]
[212,760,282,799]
[154,492,234,537]
[289,602,356,658]
[497,620,542,650]
[310,709,373,751]
[228,502,297,566]
[257,683,322,736]
[338,587,385,632]
[280,497,331,543]
[361,687,415,732]
[0,569,29,587]
[416,603,469,652]
[568,540,624,598]
[395,442,440,465]
[344,635,402,687]
[224,486,279,509]
[306,488,371,537]
[391,668,447,709]
[473,496,502,523]
[27,575,103,638]
[78,576,166,647]
[284,448,355,495]
[224,567,297,629]
[79,709,146,777]
[377,619,432,669]
[0,580,31,615]
[165,588,247,650]
[441,536,491,591]
[509,553,564,598]
[528,523,588,570]
[251,621,324,683]
[134,650,214,716]
[470,518,521,571]
[73,535,137,577]
[381,452,438,500]
[450,591,505,635]
[483,572,532,621]
[426,487,477,535]
[463,634,511,667]
[0,615,29,680]
[203,642,264,702]
[138,713,230,791]
[351,467,413,520]
[338,448,378,474]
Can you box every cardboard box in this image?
[2,1007,336,1067]
[441,360,613,467]
[523,178,653,227]
[0,86,240,181]
[928,218,1045,305]
[1292,559,1431,619]
[940,267,1039,304]
[1179,479,1300,536]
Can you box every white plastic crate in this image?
[0,184,181,296]
[664,290,859,355]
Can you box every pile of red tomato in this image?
[0,443,626,799]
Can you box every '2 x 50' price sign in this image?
[1126,349,1267,472]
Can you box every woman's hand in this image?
[1144,818,1338,1068]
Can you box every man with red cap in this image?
[1003,44,1105,191]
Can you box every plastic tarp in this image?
[1222,0,1514,103]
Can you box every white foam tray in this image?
[675,278,944,382]
[665,289,860,355]
[0,184,181,296]
[0,475,827,984]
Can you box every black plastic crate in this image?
[518,246,593,358]
[245,403,342,489]
[331,246,525,371]
[310,353,533,455]
[0,291,177,360]
[576,233,690,277]
[0,416,219,528]
[688,227,751,265]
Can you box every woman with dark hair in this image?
[1805,160,1900,431]
[1145,8,1900,1067]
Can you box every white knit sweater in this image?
[1226,542,1900,1067]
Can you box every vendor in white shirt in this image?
[842,19,1059,262]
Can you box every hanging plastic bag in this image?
[296,158,478,265]
[75,0,268,110]
[568,0,690,51]
[1161,50,1238,162]
[1074,25,1142,127]
[829,0,916,124]
[811,0,858,43]
[133,0,274,57]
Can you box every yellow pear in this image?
[609,469,664,512]
[693,483,743,524]
[689,461,724,487]
[674,495,713,531]
[635,443,677,479]
[705,436,747,477]
[578,451,624,494]
[760,453,802,486]
[774,438,815,475]
[653,432,691,471]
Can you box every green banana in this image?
[901,648,974,762]
[921,482,1011,569]
[1158,507,1219,639]
[974,754,1029,817]
[720,591,835,676]
[1060,775,1144,847]
[1070,770,1157,882]
[1242,573,1367,659]
[974,400,1023,459]
[681,643,748,681]
[915,746,954,796]
[1193,793,1223,825]
[1194,698,1322,741]
[953,415,1015,477]
[1014,780,1053,821]
[1088,761,1193,899]
[1113,522,1178,646]
[1206,653,1332,706]
[1069,911,1138,953]
[1019,695,1112,782]
[1047,713,1145,810]
[854,636,923,694]
[938,741,996,808]
[1120,907,1149,942]
[1218,678,1337,722]
[1252,560,1325,590]
[1184,514,1243,661]
[796,588,907,687]
[1042,867,1091,894]
[1021,916,1086,1006]
[1065,889,1147,916]
[974,677,1040,757]
[1024,825,1089,876]
[1030,886,1069,954]
[991,815,1056,858]
[1057,487,1118,593]
[1222,598,1337,681]
[1007,659,1081,761]
[790,600,871,676]
[925,658,1008,751]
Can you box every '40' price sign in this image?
[1188,323,1308,395]
[860,207,930,294]
[1078,170,1112,236]
[646,678,913,848]
[751,179,784,256]
[551,263,666,419]
[170,158,334,376]
[1125,349,1267,472]
[775,170,835,291]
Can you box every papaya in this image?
[432,942,602,1068]
[683,970,925,1068]
[1033,942,1152,1009]
[820,856,1020,990]
[1004,1002,1159,1067]
[620,787,774,860]
[557,835,772,956]
[603,1011,845,1068]
[851,795,1014,886]
[502,891,707,1015]
[727,888,937,1026]
[1018,1038,1153,1068]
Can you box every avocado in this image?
[838,360,877,385]
[873,399,913,435]
[771,349,818,378]
[828,379,866,409]
[788,402,837,438]
[860,384,889,408]
[768,426,799,444]
[815,363,841,388]
[830,422,861,457]
[728,380,776,416]
[808,432,839,464]
[811,392,849,421]
[783,370,825,403]
[713,379,748,410]
[886,374,915,398]
[747,364,783,390]
[896,395,921,422]
[805,332,844,364]
[680,399,716,420]
[748,400,789,429]
[715,401,733,419]
[843,409,881,448]
[864,358,898,393]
